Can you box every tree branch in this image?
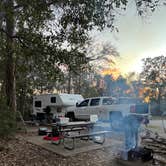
[0,28,11,37]
[0,28,30,48]
[14,5,23,10]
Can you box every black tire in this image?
[109,112,123,131]
[66,112,75,122]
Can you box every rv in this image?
[33,93,84,119]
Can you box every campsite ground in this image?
[0,119,166,166]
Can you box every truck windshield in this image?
[78,99,89,107]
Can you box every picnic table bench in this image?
[63,130,111,150]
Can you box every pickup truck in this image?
[65,96,149,128]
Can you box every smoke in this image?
[91,120,125,154]
[89,99,145,158]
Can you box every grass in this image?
[147,125,161,130]
[151,116,166,120]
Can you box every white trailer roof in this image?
[33,93,84,107]
[59,93,83,106]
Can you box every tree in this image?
[0,0,165,113]
[0,0,54,111]
[0,0,88,112]
[140,56,166,108]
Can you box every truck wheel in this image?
[66,112,75,122]
[110,112,123,131]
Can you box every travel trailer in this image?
[33,93,84,119]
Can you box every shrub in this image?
[0,98,16,138]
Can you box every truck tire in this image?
[66,112,75,122]
[109,112,123,131]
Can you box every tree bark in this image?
[67,70,71,94]
[5,0,16,112]
[157,86,161,113]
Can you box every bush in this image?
[0,99,16,138]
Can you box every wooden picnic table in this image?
[51,121,111,149]
[51,121,95,144]
[52,121,95,129]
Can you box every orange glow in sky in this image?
[101,68,121,80]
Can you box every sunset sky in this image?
[92,2,166,75]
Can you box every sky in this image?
[92,2,166,75]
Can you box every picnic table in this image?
[52,121,94,130]
[51,121,111,150]
[51,121,94,144]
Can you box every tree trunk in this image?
[75,73,81,94]
[5,0,16,112]
[67,71,71,94]
[157,86,161,114]
[18,88,25,116]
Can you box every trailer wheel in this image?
[66,112,75,122]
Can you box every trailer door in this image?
[34,100,42,114]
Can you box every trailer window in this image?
[90,98,100,106]
[51,97,56,103]
[35,101,41,107]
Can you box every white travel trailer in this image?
[33,93,84,119]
